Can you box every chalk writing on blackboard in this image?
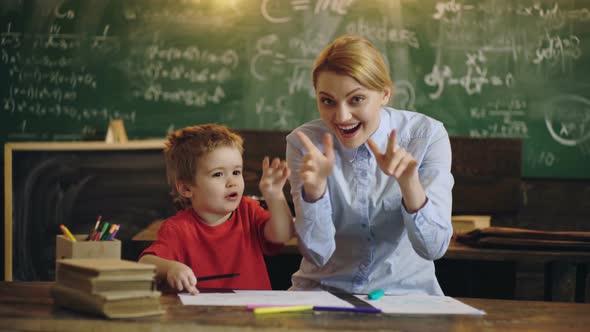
[425,50,515,100]
[256,96,294,129]
[250,33,316,85]
[468,98,528,139]
[543,95,590,146]
[392,80,416,111]
[260,0,355,24]
[1,18,130,123]
[345,18,420,49]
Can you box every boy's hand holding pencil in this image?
[167,261,199,295]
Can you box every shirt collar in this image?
[339,109,389,162]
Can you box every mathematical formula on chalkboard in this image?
[1,0,589,178]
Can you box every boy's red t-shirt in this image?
[141,197,283,290]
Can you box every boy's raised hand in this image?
[367,129,418,185]
[259,156,290,197]
[259,156,295,244]
[167,261,199,295]
[296,131,334,202]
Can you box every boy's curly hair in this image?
[164,124,244,210]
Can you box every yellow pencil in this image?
[253,305,313,315]
[59,224,77,242]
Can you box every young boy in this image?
[139,124,293,295]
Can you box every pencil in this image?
[253,305,313,315]
[197,273,240,281]
[59,224,77,242]
[86,215,101,241]
[313,306,382,314]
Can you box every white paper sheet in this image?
[354,294,485,315]
[179,290,354,307]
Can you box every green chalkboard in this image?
[1,0,589,178]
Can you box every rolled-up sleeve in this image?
[286,131,335,267]
[402,125,454,260]
[140,221,182,261]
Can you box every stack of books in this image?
[52,258,164,318]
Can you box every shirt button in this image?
[361,224,367,228]
[359,197,366,204]
[367,237,371,242]
[361,170,367,177]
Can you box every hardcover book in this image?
[52,258,162,318]
[57,258,156,278]
[51,283,163,318]
[57,268,156,294]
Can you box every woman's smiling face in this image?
[315,70,390,149]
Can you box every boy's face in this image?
[180,146,244,225]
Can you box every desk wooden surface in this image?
[1,282,590,332]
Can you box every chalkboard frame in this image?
[3,140,167,281]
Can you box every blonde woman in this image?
[287,35,454,295]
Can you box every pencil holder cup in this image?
[55,234,121,261]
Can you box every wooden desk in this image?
[133,222,590,302]
[1,282,589,332]
[445,240,590,264]
[441,241,590,303]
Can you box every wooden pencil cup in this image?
[56,234,121,261]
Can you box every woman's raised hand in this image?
[296,131,334,202]
[367,129,418,185]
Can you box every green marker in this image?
[368,289,385,300]
[98,222,110,241]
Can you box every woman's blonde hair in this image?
[164,124,243,209]
[312,35,393,92]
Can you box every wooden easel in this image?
[105,119,128,143]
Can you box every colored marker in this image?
[86,215,101,241]
[368,289,385,300]
[92,228,102,241]
[313,306,382,314]
[108,224,120,240]
[247,305,285,309]
[97,222,110,241]
[105,224,117,240]
[92,221,103,241]
[59,224,77,242]
[253,305,313,315]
